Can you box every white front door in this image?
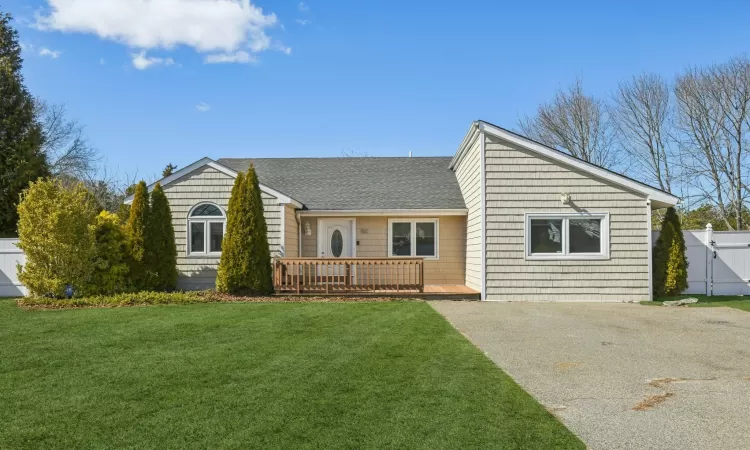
[317,219,355,277]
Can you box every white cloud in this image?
[295,19,310,26]
[195,102,211,112]
[131,51,174,70]
[36,0,290,63]
[275,44,292,55]
[204,51,256,64]
[298,2,309,12]
[20,42,35,52]
[99,57,106,65]
[39,47,61,58]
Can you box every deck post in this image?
[296,262,300,294]
[419,261,424,293]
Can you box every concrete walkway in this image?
[431,301,750,450]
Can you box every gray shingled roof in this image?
[216,157,466,211]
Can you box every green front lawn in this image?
[644,294,750,312]
[0,299,582,449]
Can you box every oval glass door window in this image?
[330,229,344,257]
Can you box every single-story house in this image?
[127,120,679,301]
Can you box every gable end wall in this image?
[452,134,482,292]
[162,165,282,290]
[483,134,650,301]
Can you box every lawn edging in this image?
[16,291,417,310]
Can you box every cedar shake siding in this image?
[162,165,282,290]
[283,204,299,257]
[299,215,467,285]
[483,134,650,302]
[451,133,482,291]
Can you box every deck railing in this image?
[274,257,424,294]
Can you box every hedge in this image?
[16,291,411,310]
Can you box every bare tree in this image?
[712,56,750,229]
[674,57,750,230]
[612,73,674,193]
[35,100,99,179]
[519,79,620,169]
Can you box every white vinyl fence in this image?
[653,225,750,296]
[0,239,26,297]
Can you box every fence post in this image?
[706,223,713,297]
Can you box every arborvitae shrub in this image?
[216,166,273,295]
[244,166,273,294]
[653,206,688,297]
[145,183,178,291]
[216,172,247,293]
[664,230,688,296]
[125,181,149,290]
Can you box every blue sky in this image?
[6,0,750,181]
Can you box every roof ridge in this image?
[217,156,453,160]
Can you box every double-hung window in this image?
[525,213,609,260]
[188,202,226,256]
[388,219,439,259]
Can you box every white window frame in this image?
[524,212,610,260]
[187,202,226,257]
[387,218,439,260]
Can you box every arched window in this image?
[188,202,226,255]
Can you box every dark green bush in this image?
[216,171,246,293]
[216,165,273,295]
[146,183,178,291]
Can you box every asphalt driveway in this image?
[431,301,750,450]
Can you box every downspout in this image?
[296,211,302,257]
[279,203,285,258]
[646,197,653,301]
[479,125,487,301]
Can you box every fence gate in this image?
[707,226,750,296]
[0,239,26,297]
[655,225,750,296]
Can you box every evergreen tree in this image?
[0,13,49,236]
[217,166,273,295]
[162,163,177,177]
[216,172,247,293]
[652,206,688,297]
[126,181,149,290]
[663,207,688,295]
[146,183,178,291]
[244,165,273,294]
[664,226,688,296]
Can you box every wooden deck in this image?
[423,285,479,295]
[273,258,479,300]
[274,284,479,300]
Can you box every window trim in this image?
[387,218,439,260]
[187,202,226,257]
[524,212,610,261]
